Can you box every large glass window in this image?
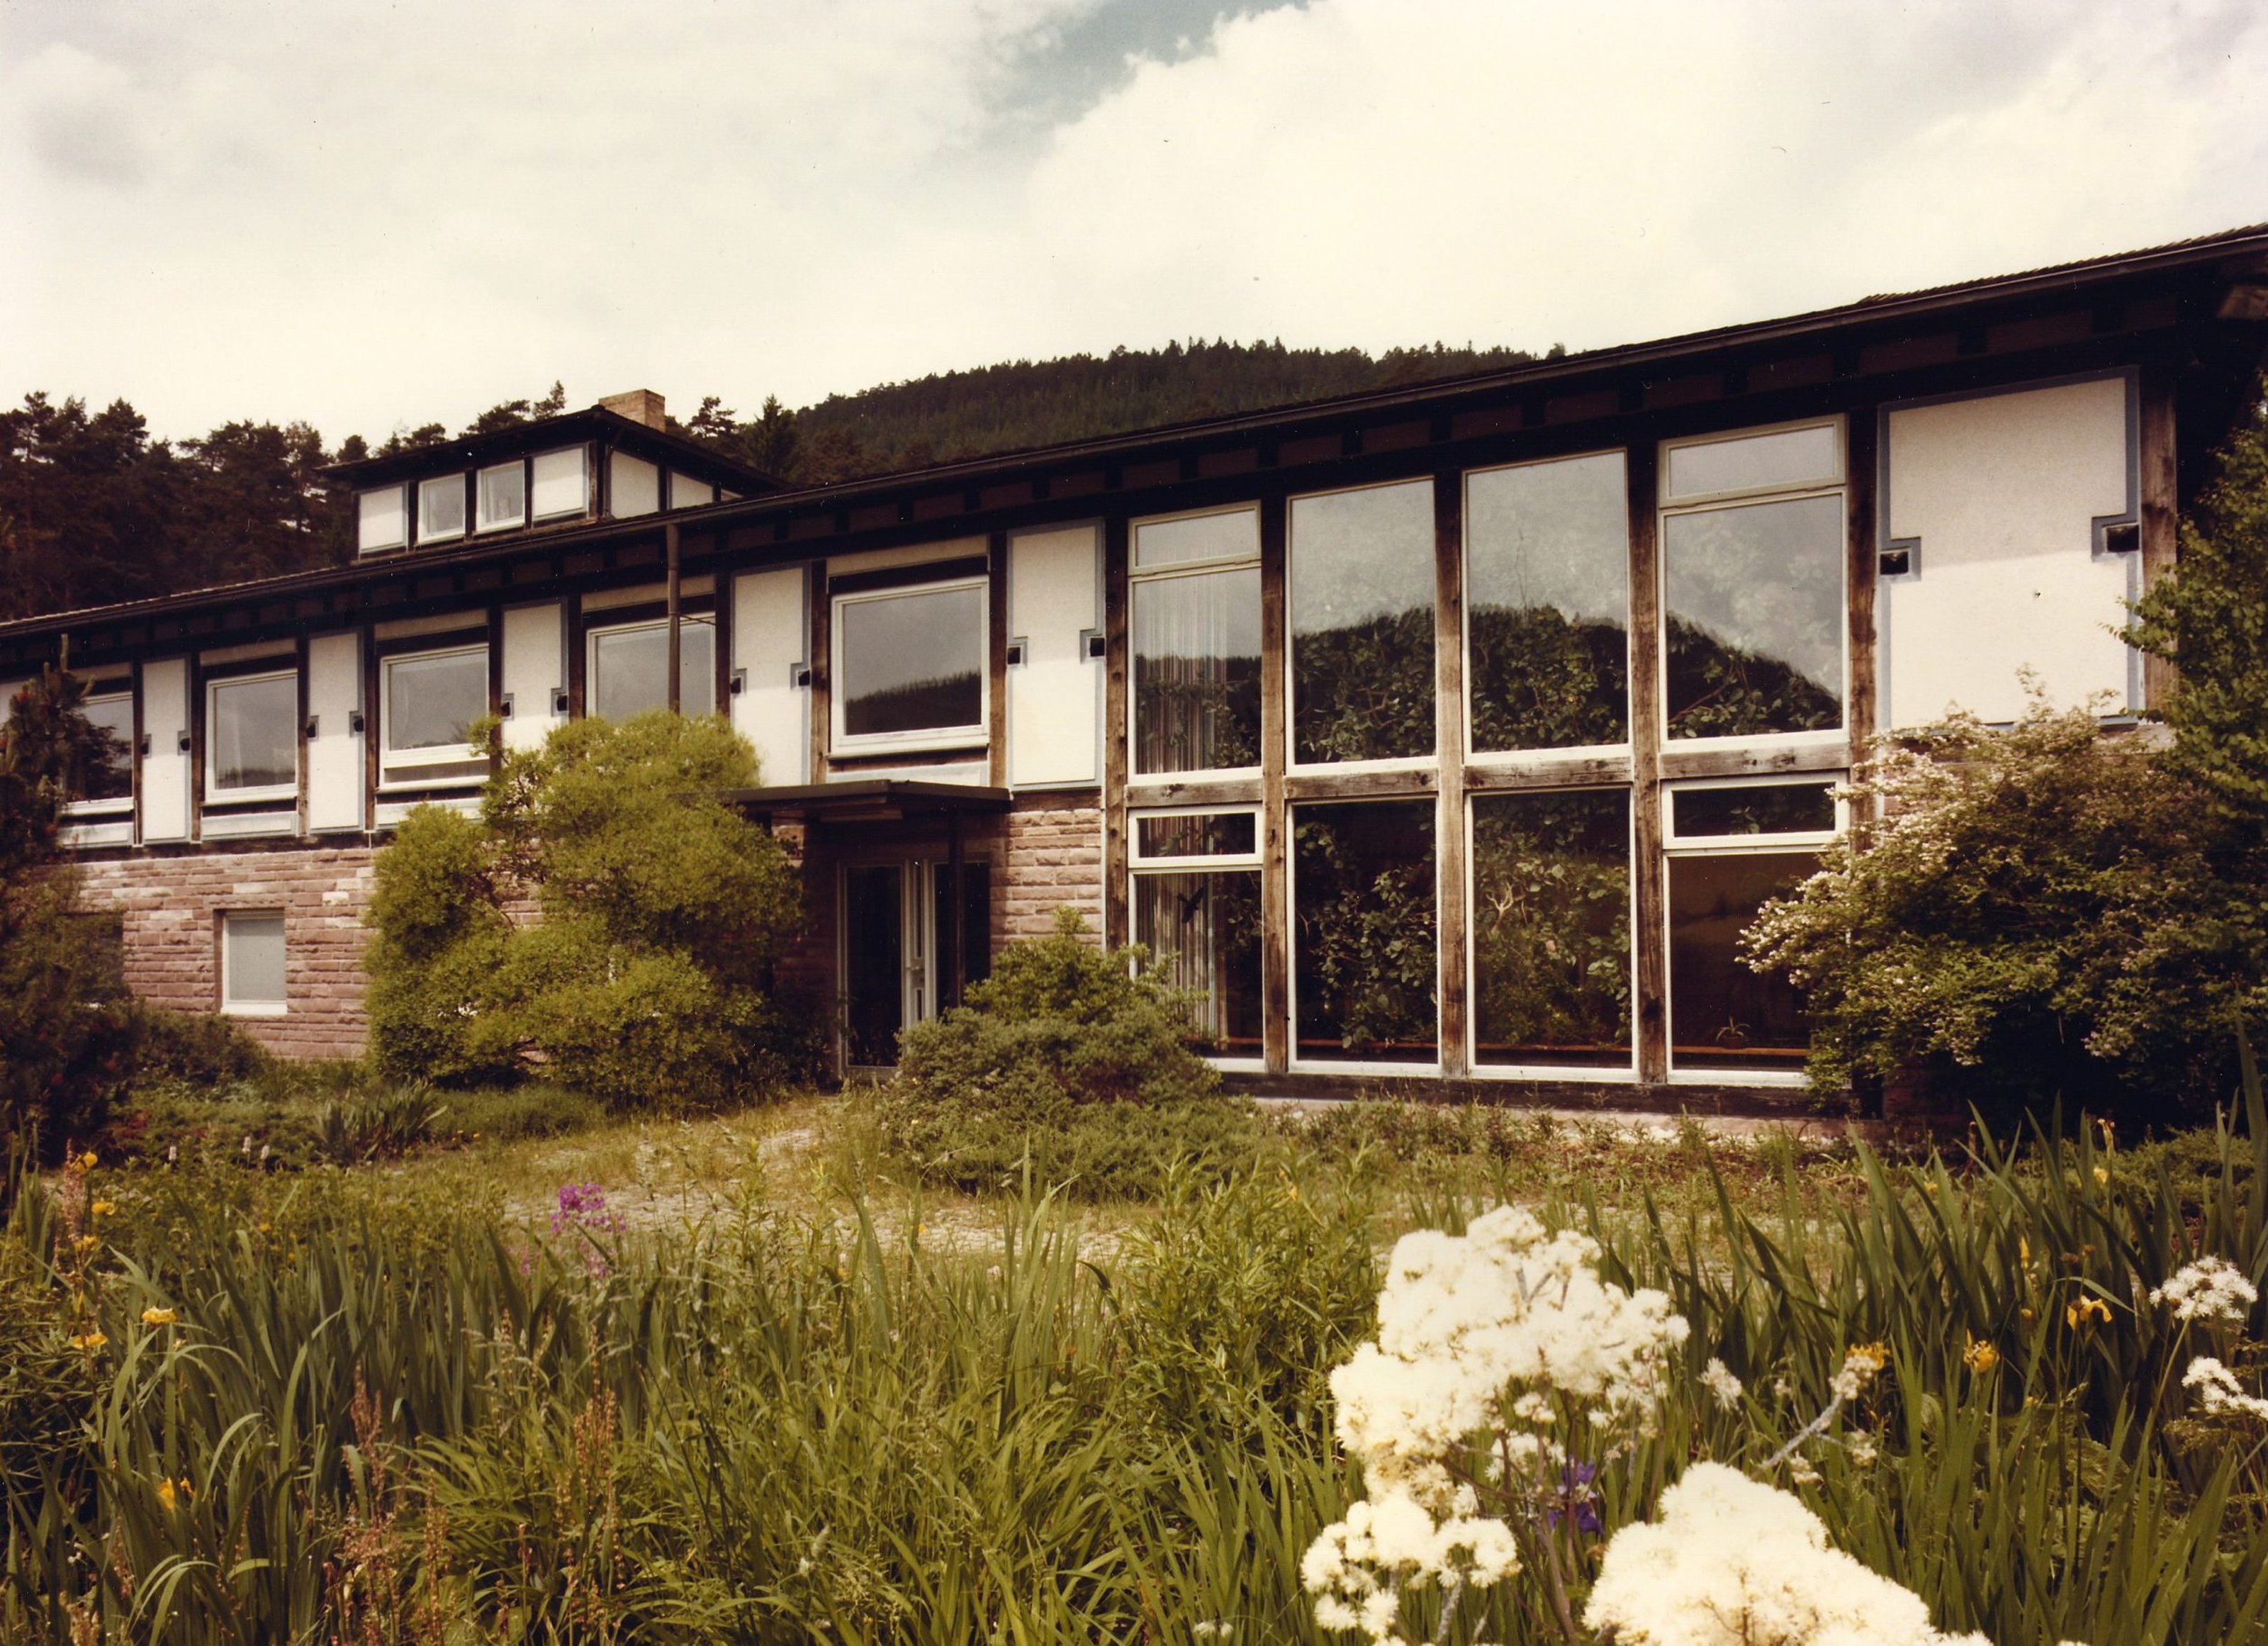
[477,463,525,532]
[1471,790,1631,1069]
[1466,452,1629,753]
[1663,779,1836,1077]
[221,910,287,1016]
[381,646,490,785]
[832,581,986,749]
[71,686,135,807]
[1132,507,1261,776]
[1291,481,1436,765]
[1293,799,1437,1063]
[588,618,716,721]
[1661,422,1845,741]
[207,671,298,799]
[418,475,466,542]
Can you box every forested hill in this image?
[1,337,1554,622]
[759,338,1557,483]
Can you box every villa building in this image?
[6,230,2267,1107]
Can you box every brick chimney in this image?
[597,388,667,430]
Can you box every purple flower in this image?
[549,1183,625,1275]
[1542,1462,1602,1536]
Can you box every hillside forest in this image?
[0,339,1549,623]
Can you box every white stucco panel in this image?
[1007,523,1101,788]
[1882,376,2135,728]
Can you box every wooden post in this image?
[1432,469,1470,1079]
[988,530,1009,788]
[665,522,683,714]
[1101,515,1130,948]
[2138,363,2179,713]
[1843,410,1880,830]
[948,810,966,1010]
[1627,444,1669,1086]
[1258,490,1291,1075]
[809,568,831,780]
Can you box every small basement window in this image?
[206,670,298,802]
[381,645,490,786]
[358,486,408,552]
[220,910,287,1016]
[477,462,526,532]
[832,580,987,751]
[419,475,466,542]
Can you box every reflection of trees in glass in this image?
[1468,605,1627,751]
[1294,802,1436,1059]
[1471,792,1630,1065]
[1665,618,1840,740]
[1293,608,1437,764]
[1135,870,1262,1053]
[843,672,984,737]
[1663,494,1843,739]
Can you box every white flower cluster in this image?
[1700,1357,1744,1411]
[2184,1356,2268,1422]
[2150,1256,2258,1326]
[1303,1206,1689,1641]
[1583,1462,1994,1646]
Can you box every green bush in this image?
[123,1004,273,1087]
[1744,702,2267,1121]
[364,712,809,1110]
[876,908,1250,1196]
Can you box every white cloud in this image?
[1,0,2262,446]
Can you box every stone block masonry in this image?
[991,793,1104,946]
[75,844,380,1060]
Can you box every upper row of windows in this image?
[357,447,730,554]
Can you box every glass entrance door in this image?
[841,861,992,1068]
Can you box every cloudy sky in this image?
[4,0,2266,449]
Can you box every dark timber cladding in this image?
[6,224,2267,1110]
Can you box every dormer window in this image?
[419,475,466,542]
[530,447,588,521]
[477,462,525,532]
[359,486,408,553]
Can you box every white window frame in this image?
[1128,804,1266,1072]
[418,474,467,543]
[476,461,526,534]
[1286,793,1445,1077]
[203,668,300,805]
[1461,447,1635,772]
[1127,503,1264,785]
[358,484,408,553]
[1660,773,1845,1087]
[220,909,288,1017]
[1463,785,1639,1084]
[1656,415,1848,757]
[530,445,590,522]
[378,644,491,790]
[829,577,990,756]
[584,615,717,721]
[1285,476,1441,778]
[64,681,136,817]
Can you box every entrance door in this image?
[842,861,991,1067]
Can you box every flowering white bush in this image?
[2184,1356,2268,1421]
[2150,1255,2258,1326]
[1303,1206,1688,1642]
[1583,1463,1992,1646]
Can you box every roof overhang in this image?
[716,778,1013,827]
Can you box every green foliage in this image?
[120,1007,272,1090]
[2129,378,2268,818]
[1664,615,1841,739]
[0,671,138,1153]
[1745,702,2267,1119]
[364,713,809,1110]
[1293,803,1437,1056]
[1470,792,1631,1058]
[1466,604,1628,752]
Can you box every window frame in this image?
[219,909,288,1017]
[1656,415,1848,754]
[1461,445,1634,770]
[1462,784,1639,1083]
[1659,773,1845,1086]
[584,614,719,722]
[1284,476,1441,776]
[476,461,527,534]
[1128,804,1266,1070]
[1128,503,1265,782]
[378,642,492,790]
[828,576,991,756]
[64,679,137,817]
[418,474,467,543]
[203,667,301,805]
